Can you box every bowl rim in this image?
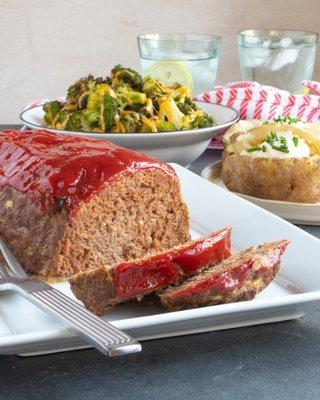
[19,102,239,139]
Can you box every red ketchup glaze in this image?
[173,227,231,274]
[168,240,289,299]
[169,261,253,299]
[114,227,231,300]
[0,130,176,215]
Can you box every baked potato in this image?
[221,119,320,203]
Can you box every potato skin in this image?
[221,150,320,203]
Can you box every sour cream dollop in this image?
[241,131,310,158]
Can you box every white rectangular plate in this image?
[1,163,320,356]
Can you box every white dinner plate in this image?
[202,160,320,226]
[1,164,320,356]
[19,102,238,166]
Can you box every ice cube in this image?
[241,47,271,68]
[262,39,271,48]
[244,36,262,45]
[280,37,293,48]
[270,48,300,71]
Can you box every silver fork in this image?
[0,237,141,357]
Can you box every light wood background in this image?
[0,0,319,123]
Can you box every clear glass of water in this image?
[137,33,221,95]
[238,29,318,93]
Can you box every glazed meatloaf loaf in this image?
[69,227,232,314]
[159,240,289,310]
[0,130,190,279]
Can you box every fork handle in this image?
[13,281,141,357]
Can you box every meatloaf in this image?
[0,130,190,279]
[69,227,232,314]
[159,240,289,310]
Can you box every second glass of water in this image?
[238,29,318,93]
[137,33,221,95]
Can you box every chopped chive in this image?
[279,136,287,146]
[261,144,267,152]
[247,147,262,153]
[273,115,303,124]
[292,136,299,147]
[265,136,273,145]
[263,120,269,125]
[271,145,289,153]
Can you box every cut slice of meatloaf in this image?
[69,227,232,314]
[159,240,289,311]
[0,130,190,279]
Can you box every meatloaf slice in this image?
[0,130,190,279]
[159,240,289,311]
[69,227,231,314]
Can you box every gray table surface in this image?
[1,126,320,400]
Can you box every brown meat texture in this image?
[69,228,231,315]
[0,169,190,279]
[159,240,289,311]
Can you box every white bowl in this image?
[20,102,238,166]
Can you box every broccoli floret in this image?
[172,85,192,103]
[158,99,185,130]
[65,111,83,131]
[78,94,89,109]
[190,113,215,129]
[84,85,117,130]
[66,75,110,104]
[66,75,96,104]
[117,88,147,109]
[176,98,198,115]
[53,109,71,130]
[111,65,143,90]
[142,76,172,99]
[119,110,141,132]
[155,120,176,132]
[138,98,154,117]
[101,93,118,131]
[43,100,63,125]
[140,117,158,133]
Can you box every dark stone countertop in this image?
[1,126,320,400]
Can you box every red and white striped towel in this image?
[195,81,320,149]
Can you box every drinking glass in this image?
[137,33,221,95]
[238,29,318,93]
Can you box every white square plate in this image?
[1,164,320,356]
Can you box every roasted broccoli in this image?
[190,113,214,129]
[158,99,186,130]
[111,65,143,91]
[155,120,176,132]
[101,94,118,131]
[176,97,197,115]
[140,117,158,133]
[66,75,96,104]
[43,100,63,125]
[119,110,141,132]
[142,76,172,100]
[172,84,192,102]
[116,87,147,109]
[52,110,70,130]
[43,65,215,133]
[84,85,118,131]
[65,111,83,131]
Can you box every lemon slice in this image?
[144,61,194,91]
